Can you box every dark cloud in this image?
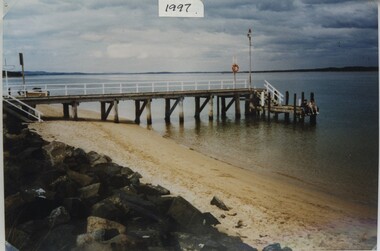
[255,0,297,12]
[3,0,378,72]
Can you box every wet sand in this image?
[29,104,377,250]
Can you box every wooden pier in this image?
[3,80,318,125]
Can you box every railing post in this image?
[221,81,224,89]
[208,81,211,90]
[136,83,139,93]
[102,83,105,94]
[65,85,68,96]
[181,82,184,91]
[152,82,155,92]
[167,82,169,92]
[120,83,122,93]
[84,84,87,95]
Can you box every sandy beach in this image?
[28,104,377,250]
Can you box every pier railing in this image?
[3,95,43,122]
[264,80,284,105]
[4,79,249,97]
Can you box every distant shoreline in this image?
[2,66,378,77]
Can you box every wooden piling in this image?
[209,95,213,121]
[235,94,241,119]
[72,102,78,121]
[101,102,106,121]
[165,98,171,123]
[63,103,70,119]
[179,97,184,124]
[195,97,200,120]
[113,100,119,123]
[285,91,289,123]
[310,92,317,125]
[146,99,152,125]
[135,100,141,124]
[221,97,226,119]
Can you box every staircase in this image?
[3,95,43,122]
[264,80,284,105]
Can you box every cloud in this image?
[3,0,378,72]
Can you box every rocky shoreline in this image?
[4,116,292,251]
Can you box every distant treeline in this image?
[2,66,378,77]
[2,71,22,77]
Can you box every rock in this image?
[107,174,130,190]
[67,170,96,187]
[91,200,125,222]
[36,224,78,251]
[88,151,112,167]
[235,220,245,228]
[63,197,88,218]
[87,216,126,234]
[136,183,170,196]
[282,247,293,251]
[121,166,134,176]
[79,183,102,200]
[201,239,227,251]
[47,206,71,227]
[202,212,220,226]
[210,196,230,211]
[167,196,212,233]
[5,192,26,212]
[53,175,80,200]
[42,141,74,167]
[263,243,282,251]
[6,227,31,250]
[128,172,142,186]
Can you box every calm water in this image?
[7,72,379,206]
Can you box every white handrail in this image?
[4,79,251,97]
[4,95,43,122]
[264,80,284,105]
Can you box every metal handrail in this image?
[264,80,284,105]
[4,79,249,97]
[3,95,43,122]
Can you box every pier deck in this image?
[3,80,318,125]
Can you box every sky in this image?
[2,0,378,73]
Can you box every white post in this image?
[221,80,224,89]
[84,84,87,95]
[102,83,105,94]
[166,82,169,91]
[65,85,68,95]
[136,83,139,93]
[119,83,122,93]
[181,81,184,91]
[208,81,211,90]
[152,82,155,92]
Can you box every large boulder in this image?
[42,141,74,167]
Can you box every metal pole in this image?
[247,28,252,89]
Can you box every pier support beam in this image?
[194,96,211,120]
[72,102,78,121]
[63,103,70,119]
[146,99,152,125]
[285,91,290,123]
[235,94,241,119]
[113,100,119,123]
[100,101,114,121]
[208,95,214,121]
[134,100,145,124]
[179,97,184,124]
[310,92,317,125]
[165,98,181,124]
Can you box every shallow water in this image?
[7,71,378,206]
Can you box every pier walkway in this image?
[3,79,318,125]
